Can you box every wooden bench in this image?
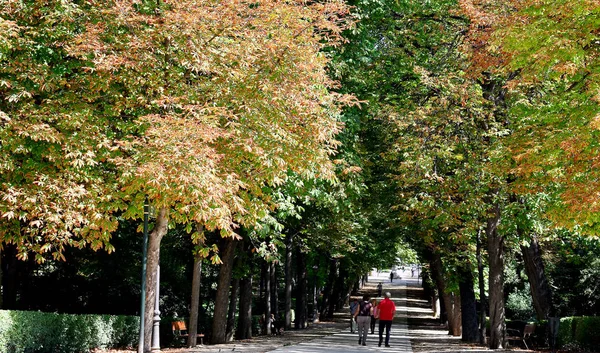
[171,321,204,345]
[507,323,535,349]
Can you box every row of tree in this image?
[2,0,600,351]
[0,1,396,351]
[330,0,600,349]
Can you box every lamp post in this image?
[312,265,319,323]
[151,265,161,351]
[138,200,149,353]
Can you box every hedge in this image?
[555,316,600,351]
[0,310,139,353]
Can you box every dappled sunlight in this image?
[266,275,416,353]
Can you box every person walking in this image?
[377,282,383,297]
[370,298,378,334]
[389,271,394,283]
[378,292,396,347]
[354,295,372,346]
[349,298,359,333]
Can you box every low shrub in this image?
[557,316,600,351]
[0,310,139,353]
[557,317,574,349]
[573,316,600,350]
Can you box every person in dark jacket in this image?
[355,295,372,346]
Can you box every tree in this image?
[461,0,600,229]
[3,0,353,350]
[0,1,120,262]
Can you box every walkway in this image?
[268,269,413,353]
[176,267,511,353]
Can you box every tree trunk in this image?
[284,232,293,330]
[295,249,308,329]
[143,207,169,353]
[521,234,552,320]
[352,280,359,295]
[264,260,272,335]
[429,250,461,336]
[225,241,243,341]
[319,258,338,320]
[433,292,440,319]
[459,264,479,343]
[335,266,349,311]
[260,261,266,317]
[226,277,240,341]
[487,203,506,349]
[237,276,253,339]
[270,262,278,320]
[477,228,487,345]
[211,236,238,344]
[187,248,203,347]
[448,293,461,336]
[329,264,346,313]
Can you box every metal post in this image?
[151,265,161,351]
[138,200,149,353]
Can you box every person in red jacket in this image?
[377,292,396,347]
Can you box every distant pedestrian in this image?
[411,266,415,277]
[378,292,396,347]
[354,295,373,346]
[377,282,383,297]
[389,271,394,283]
[370,298,378,334]
[349,298,359,333]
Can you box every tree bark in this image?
[226,277,240,341]
[352,280,360,295]
[459,264,479,343]
[264,260,272,335]
[521,234,552,320]
[448,294,461,336]
[477,228,487,345]
[284,232,293,330]
[487,203,506,349]
[429,250,461,336]
[225,241,243,341]
[211,236,238,344]
[335,266,349,311]
[143,207,169,353]
[319,258,338,320]
[295,248,308,329]
[260,261,266,317]
[187,247,203,347]
[433,292,440,319]
[237,276,253,339]
[270,262,278,320]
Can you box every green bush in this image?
[557,317,574,348]
[573,316,600,350]
[557,316,600,351]
[506,285,536,321]
[0,310,139,353]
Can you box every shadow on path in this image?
[404,276,518,353]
